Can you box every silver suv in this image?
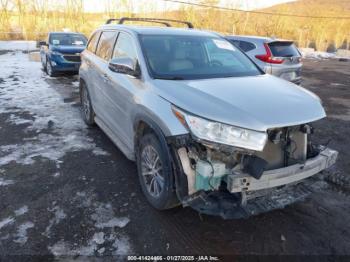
[226,36,302,84]
[79,18,337,218]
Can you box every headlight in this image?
[50,51,61,56]
[172,107,267,151]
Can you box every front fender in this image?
[132,96,188,139]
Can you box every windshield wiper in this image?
[155,76,185,80]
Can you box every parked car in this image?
[39,32,87,76]
[226,36,302,84]
[79,17,337,219]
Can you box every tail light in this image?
[255,43,284,64]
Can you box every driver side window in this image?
[112,32,137,61]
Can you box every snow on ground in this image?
[0,51,131,255]
[0,217,15,230]
[0,177,14,186]
[0,51,108,167]
[92,203,130,229]
[49,232,132,257]
[0,41,37,51]
[5,113,33,125]
[14,206,29,216]
[0,205,29,233]
[48,192,132,257]
[13,222,34,245]
[44,205,67,238]
[300,48,350,60]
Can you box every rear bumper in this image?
[271,63,302,83]
[227,147,338,193]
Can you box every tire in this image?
[80,81,95,126]
[136,132,179,210]
[41,55,46,72]
[45,58,56,77]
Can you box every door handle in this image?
[102,73,110,83]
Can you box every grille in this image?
[63,55,81,62]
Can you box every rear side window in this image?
[268,42,300,57]
[112,32,137,60]
[229,40,240,48]
[87,32,101,53]
[238,41,256,52]
[96,31,117,60]
[227,40,255,52]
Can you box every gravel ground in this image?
[0,51,349,261]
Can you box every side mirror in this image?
[38,41,47,46]
[108,57,141,78]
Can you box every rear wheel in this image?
[136,133,179,210]
[80,82,95,126]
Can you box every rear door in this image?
[81,31,102,112]
[92,30,118,128]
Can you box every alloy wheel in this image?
[81,87,90,120]
[140,145,164,198]
[46,60,52,75]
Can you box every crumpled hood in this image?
[50,45,85,54]
[152,74,325,131]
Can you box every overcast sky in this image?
[83,0,296,13]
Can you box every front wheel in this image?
[41,55,46,72]
[45,58,56,77]
[136,133,179,210]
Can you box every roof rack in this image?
[106,17,194,29]
[106,18,171,27]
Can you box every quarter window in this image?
[87,31,101,53]
[96,31,117,60]
[238,41,256,52]
[228,39,256,52]
[229,40,240,48]
[112,33,137,60]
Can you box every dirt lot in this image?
[0,51,350,261]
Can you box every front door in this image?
[102,31,140,148]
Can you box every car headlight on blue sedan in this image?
[50,50,62,56]
[172,106,267,151]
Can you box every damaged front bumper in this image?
[171,140,338,219]
[227,147,338,193]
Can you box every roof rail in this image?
[106,17,194,29]
[106,18,171,27]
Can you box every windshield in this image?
[268,41,300,57]
[139,34,262,80]
[49,33,87,46]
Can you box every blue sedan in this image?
[39,32,87,76]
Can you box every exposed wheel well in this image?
[79,77,86,89]
[134,119,180,206]
[134,119,170,161]
[79,78,89,101]
[134,121,154,150]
